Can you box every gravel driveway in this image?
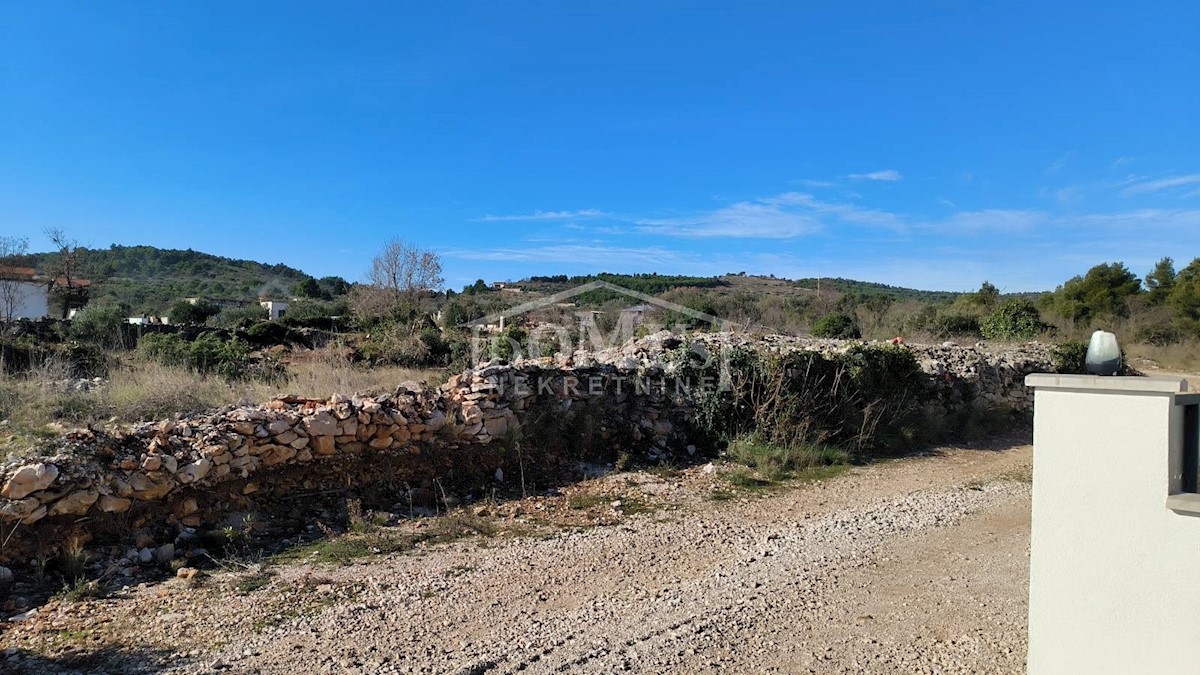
[2,440,1032,674]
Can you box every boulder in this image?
[1,463,59,499]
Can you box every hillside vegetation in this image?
[12,245,322,312]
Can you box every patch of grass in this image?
[567,493,612,510]
[58,578,109,603]
[725,467,775,490]
[235,571,275,594]
[272,512,498,567]
[726,435,850,481]
[616,495,656,516]
[708,490,735,501]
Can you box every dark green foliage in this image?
[13,245,312,314]
[1170,258,1200,337]
[291,277,321,298]
[461,279,490,295]
[279,298,350,329]
[168,301,221,325]
[1051,262,1142,325]
[792,277,962,303]
[980,298,1048,340]
[1051,338,1131,375]
[317,276,351,298]
[811,312,861,339]
[926,312,981,338]
[139,332,283,381]
[492,326,527,361]
[212,305,269,329]
[967,281,1001,308]
[69,305,128,347]
[1145,257,1177,306]
[679,344,927,457]
[243,321,290,347]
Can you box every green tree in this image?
[291,277,321,298]
[317,276,351,297]
[1052,262,1142,325]
[969,281,1001,308]
[1145,257,1177,306]
[1170,258,1200,336]
[168,300,221,325]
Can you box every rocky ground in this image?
[0,438,1034,674]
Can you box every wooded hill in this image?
[12,245,319,313]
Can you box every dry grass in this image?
[1126,342,1200,375]
[0,353,441,457]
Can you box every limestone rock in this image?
[1,463,59,499]
[97,494,132,513]
[49,489,99,516]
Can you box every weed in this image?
[567,493,612,510]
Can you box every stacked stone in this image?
[0,389,450,527]
[0,331,1058,538]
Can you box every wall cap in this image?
[1024,373,1188,394]
[1166,493,1200,515]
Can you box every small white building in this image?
[1,267,49,319]
[259,300,289,321]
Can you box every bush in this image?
[679,344,926,457]
[980,298,1048,340]
[140,332,283,381]
[811,313,861,339]
[70,305,128,347]
[1052,338,1131,375]
[212,305,268,329]
[244,321,290,347]
[928,313,981,338]
[168,301,221,326]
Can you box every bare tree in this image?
[0,236,30,323]
[44,227,89,319]
[351,238,444,324]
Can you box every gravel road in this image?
[2,440,1032,674]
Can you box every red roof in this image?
[0,266,36,280]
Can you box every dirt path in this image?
[1,440,1033,674]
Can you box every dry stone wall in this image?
[0,332,1056,563]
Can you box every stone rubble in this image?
[0,331,1056,563]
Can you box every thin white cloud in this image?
[636,200,824,238]
[443,244,703,269]
[1120,174,1200,196]
[475,209,609,222]
[848,170,903,182]
[1045,151,1073,174]
[794,179,837,188]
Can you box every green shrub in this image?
[928,313,981,338]
[679,343,925,457]
[140,332,283,381]
[1052,338,1131,375]
[244,321,290,347]
[69,305,128,347]
[980,298,1048,340]
[811,313,861,339]
[168,301,221,325]
[212,305,268,329]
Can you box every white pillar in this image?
[1025,374,1198,674]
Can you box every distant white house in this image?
[0,266,91,320]
[260,300,289,321]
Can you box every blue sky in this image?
[3,2,1198,292]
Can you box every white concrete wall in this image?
[1026,374,1198,675]
[260,301,288,321]
[8,281,49,319]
